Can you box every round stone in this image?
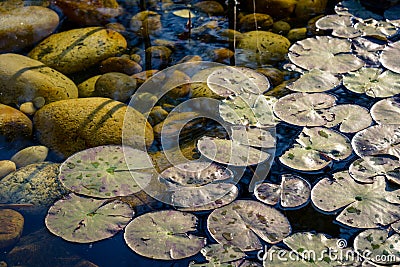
[0,104,32,140]
[11,146,49,169]
[0,160,16,179]
[0,209,24,249]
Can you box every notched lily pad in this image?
[199,244,246,265]
[59,145,154,198]
[273,93,336,126]
[354,229,400,265]
[311,171,400,228]
[207,200,291,251]
[197,136,270,166]
[349,156,400,185]
[380,41,400,74]
[288,36,364,74]
[371,96,400,124]
[280,127,352,171]
[255,174,311,208]
[219,93,275,127]
[230,126,275,148]
[355,19,398,40]
[316,14,362,38]
[286,69,341,93]
[343,67,400,97]
[45,193,133,243]
[353,37,386,67]
[124,210,206,260]
[352,124,400,159]
[325,104,372,133]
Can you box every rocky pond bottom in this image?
[1,0,400,266]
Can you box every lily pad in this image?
[124,210,206,260]
[335,0,383,20]
[59,145,154,198]
[352,124,400,158]
[219,93,275,127]
[352,37,386,67]
[349,156,400,185]
[355,19,398,40]
[380,41,400,74]
[286,69,341,93]
[172,9,196,18]
[273,93,336,126]
[199,244,246,265]
[197,136,270,166]
[207,200,291,251]
[316,15,362,38]
[343,67,400,97]
[45,193,133,243]
[230,126,275,148]
[354,229,400,265]
[255,174,311,208]
[370,96,400,125]
[325,104,372,133]
[288,36,364,74]
[311,171,400,228]
[207,66,269,97]
[280,127,352,171]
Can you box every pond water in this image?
[1,0,400,266]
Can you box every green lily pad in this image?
[380,41,400,74]
[230,126,275,148]
[219,93,275,127]
[207,66,269,97]
[288,36,364,74]
[349,156,400,185]
[280,127,352,171]
[197,136,270,166]
[311,171,400,228]
[124,210,206,260]
[316,15,362,38]
[370,96,400,124]
[286,69,341,93]
[207,200,291,251]
[355,19,398,40]
[325,104,372,133]
[255,174,311,208]
[59,145,154,198]
[45,193,134,243]
[352,124,400,159]
[343,67,400,97]
[354,229,400,265]
[273,93,336,126]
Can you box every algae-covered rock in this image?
[0,54,78,105]
[0,103,32,140]
[28,27,127,74]
[33,97,154,158]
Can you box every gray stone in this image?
[11,145,49,168]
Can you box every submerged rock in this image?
[0,209,24,249]
[0,54,78,105]
[239,13,274,32]
[130,11,162,37]
[28,27,127,74]
[0,104,32,140]
[33,97,154,158]
[0,6,59,53]
[0,160,16,179]
[93,72,137,102]
[10,145,49,169]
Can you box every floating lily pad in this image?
[353,37,386,67]
[45,193,133,243]
[219,93,275,127]
[280,127,352,171]
[288,36,364,74]
[316,15,362,38]
[354,229,400,265]
[207,66,268,97]
[349,156,400,185]
[380,41,400,74]
[199,244,246,265]
[286,69,341,93]
[355,19,398,40]
[207,200,291,251]
[273,93,336,126]
[311,171,400,228]
[230,126,275,148]
[172,9,196,18]
[255,174,310,208]
[352,124,400,158]
[124,210,206,260]
[197,136,270,166]
[371,96,400,124]
[335,0,383,20]
[343,67,400,97]
[384,4,400,27]
[59,145,154,198]
[325,104,372,133]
